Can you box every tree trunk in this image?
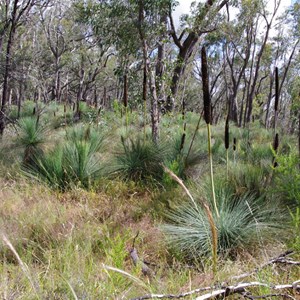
[167,0,228,112]
[138,1,159,143]
[166,33,199,112]
[0,23,17,135]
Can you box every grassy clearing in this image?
[0,106,299,299]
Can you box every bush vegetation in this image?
[0,102,299,298]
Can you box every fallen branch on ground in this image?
[131,251,300,300]
[131,281,300,300]
[231,250,298,281]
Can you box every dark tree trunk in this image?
[166,33,199,112]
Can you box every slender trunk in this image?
[149,70,159,144]
[265,72,274,128]
[156,13,167,107]
[0,23,16,135]
[238,84,246,127]
[138,1,159,143]
[245,3,279,124]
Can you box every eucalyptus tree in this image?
[0,0,44,135]
[76,0,176,142]
[166,0,229,112]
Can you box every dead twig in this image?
[231,250,297,281]
[130,286,213,300]
[194,282,300,300]
[131,251,300,300]
[242,292,296,300]
[131,281,300,300]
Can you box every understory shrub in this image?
[227,163,270,196]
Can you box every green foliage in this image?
[289,207,300,250]
[273,153,300,206]
[113,136,164,184]
[163,133,202,181]
[8,100,37,120]
[163,188,284,260]
[16,116,47,164]
[24,126,104,190]
[227,163,269,196]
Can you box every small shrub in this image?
[8,100,37,120]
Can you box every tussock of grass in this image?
[162,187,286,260]
[112,136,165,184]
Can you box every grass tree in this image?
[113,136,164,184]
[16,116,46,165]
[163,186,285,260]
[24,125,104,190]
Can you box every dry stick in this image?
[162,166,218,275]
[242,293,296,300]
[131,251,300,300]
[131,282,300,300]
[230,250,297,281]
[131,286,213,300]
[1,233,41,298]
[194,282,300,300]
